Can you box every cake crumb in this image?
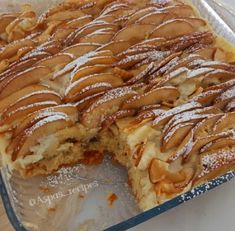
[39,186,50,193]
[48,207,56,212]
[107,192,118,206]
[79,193,85,199]
[82,150,104,165]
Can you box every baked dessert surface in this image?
[0,0,234,211]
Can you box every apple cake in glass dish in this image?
[0,0,234,211]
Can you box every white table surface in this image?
[132,0,235,230]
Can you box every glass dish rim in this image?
[1,170,235,231]
[1,0,235,230]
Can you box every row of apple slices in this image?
[6,104,79,161]
[51,2,205,49]
[116,31,214,70]
[0,46,118,116]
[59,37,233,129]
[128,98,233,164]
[147,109,235,196]
[71,53,234,129]
[0,5,37,44]
[0,36,63,76]
[0,84,63,129]
[193,79,235,109]
[0,43,107,100]
[0,1,99,68]
[0,12,94,70]
[113,17,206,45]
[148,55,235,100]
[37,0,113,26]
[0,1,198,67]
[0,1,202,83]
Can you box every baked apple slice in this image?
[116,51,153,69]
[149,158,169,184]
[53,51,101,79]
[191,46,216,60]
[100,2,130,16]
[149,158,194,189]
[164,54,203,75]
[79,29,115,44]
[43,9,85,23]
[0,84,49,112]
[113,24,156,44]
[81,86,137,128]
[0,38,35,61]
[35,53,74,70]
[0,56,48,82]
[9,114,74,161]
[122,86,180,109]
[163,110,208,137]
[178,17,206,28]
[0,13,17,34]
[200,136,235,153]
[163,5,195,17]
[125,6,157,25]
[213,112,235,133]
[1,90,62,119]
[157,67,188,86]
[214,85,235,109]
[101,108,136,129]
[65,73,123,102]
[184,129,234,160]
[152,101,202,127]
[75,92,105,111]
[225,99,235,112]
[112,67,134,81]
[193,89,223,105]
[97,40,132,55]
[13,104,78,137]
[0,66,51,98]
[162,122,194,152]
[67,82,113,103]
[204,78,235,92]
[79,54,117,67]
[0,101,59,127]
[71,64,110,82]
[61,43,100,57]
[196,147,235,182]
[66,22,118,45]
[96,15,116,23]
[201,69,235,87]
[61,15,93,29]
[136,12,174,25]
[150,19,195,39]
[194,114,223,138]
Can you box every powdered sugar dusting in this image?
[180,170,235,202]
[53,51,96,79]
[216,85,235,102]
[225,99,235,112]
[87,86,136,113]
[25,114,68,136]
[199,148,235,178]
[163,122,194,144]
[7,101,58,118]
[152,101,201,126]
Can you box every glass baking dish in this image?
[0,0,235,230]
